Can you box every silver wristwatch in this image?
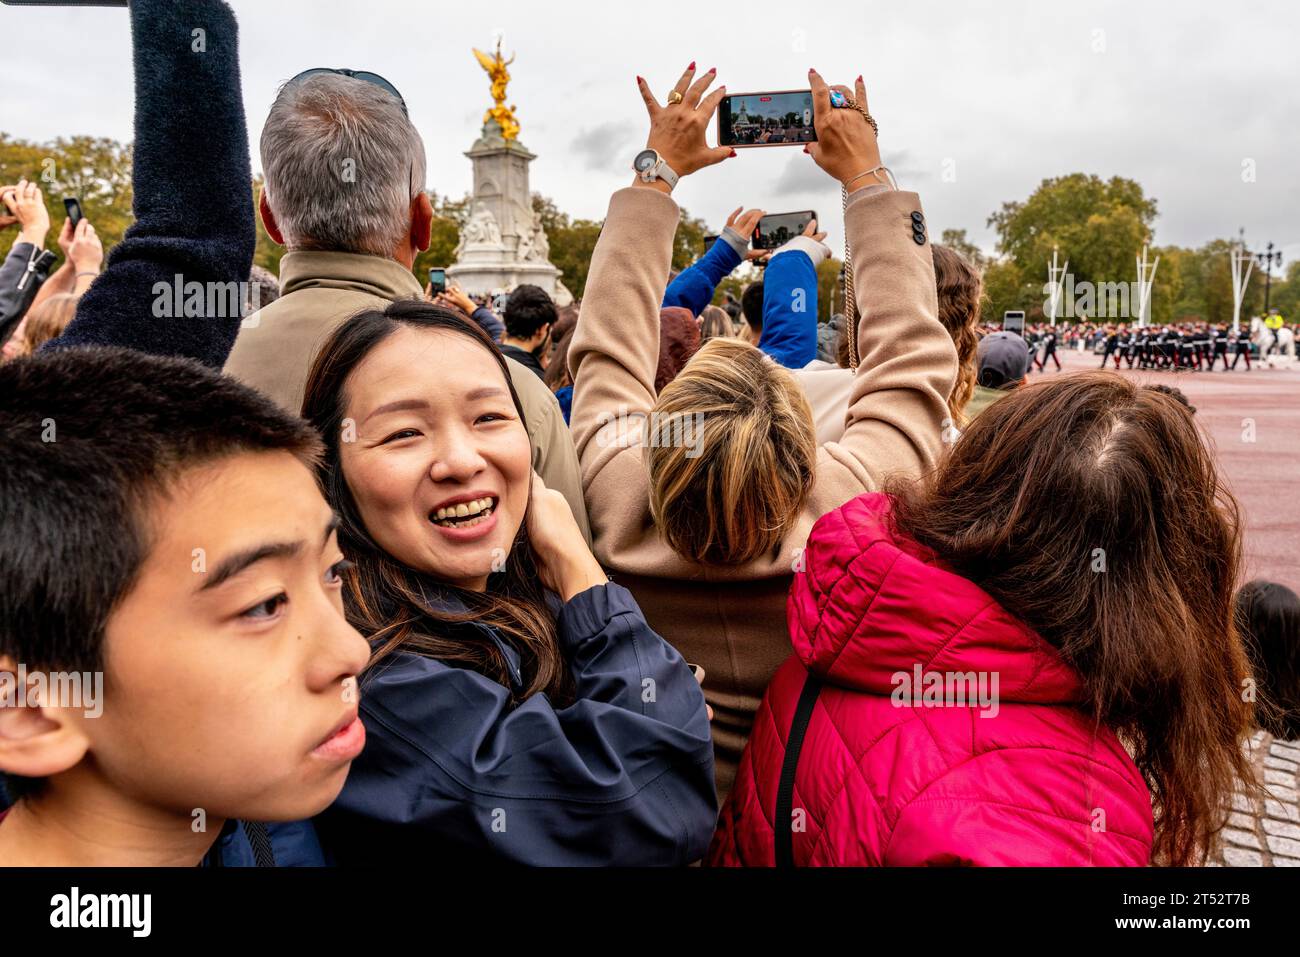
[632,149,679,191]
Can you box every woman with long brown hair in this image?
[301,299,715,866]
[712,372,1256,866]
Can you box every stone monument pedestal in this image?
[447,119,572,305]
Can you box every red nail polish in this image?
[688,61,696,71]
[729,149,737,157]
[636,75,643,84]
[707,67,716,74]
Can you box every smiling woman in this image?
[300,299,717,866]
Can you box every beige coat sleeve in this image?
[504,356,592,546]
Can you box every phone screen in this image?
[1003,311,1026,336]
[753,211,816,250]
[718,91,816,148]
[64,198,83,228]
[428,268,446,295]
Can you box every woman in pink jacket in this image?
[710,372,1257,866]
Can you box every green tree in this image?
[0,133,134,262]
[988,174,1157,315]
[939,228,988,273]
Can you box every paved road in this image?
[1039,346,1300,594]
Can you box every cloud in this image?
[773,148,926,196]
[570,122,638,172]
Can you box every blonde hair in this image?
[14,294,79,357]
[646,338,817,566]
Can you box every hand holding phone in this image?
[806,71,881,187]
[427,267,446,297]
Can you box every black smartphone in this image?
[428,268,446,296]
[63,197,84,228]
[1003,311,1026,336]
[718,90,816,148]
[753,211,817,250]
[702,234,719,254]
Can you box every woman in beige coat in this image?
[569,65,957,801]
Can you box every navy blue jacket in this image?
[315,582,717,866]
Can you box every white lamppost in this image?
[1230,231,1254,337]
[1047,246,1068,327]
[1135,244,1160,328]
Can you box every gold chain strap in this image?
[842,182,859,370]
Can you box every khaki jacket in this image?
[569,186,957,800]
[226,251,590,542]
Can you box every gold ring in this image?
[667,90,684,105]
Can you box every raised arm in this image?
[662,208,761,316]
[758,222,829,368]
[44,0,254,369]
[806,72,956,487]
[569,64,734,486]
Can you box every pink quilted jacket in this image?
[708,493,1154,866]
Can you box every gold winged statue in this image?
[473,39,520,141]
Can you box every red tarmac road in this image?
[1037,345,1300,593]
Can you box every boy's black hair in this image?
[0,347,322,676]
[741,282,765,333]
[2,348,322,801]
[503,284,557,340]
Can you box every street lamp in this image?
[1255,241,1284,313]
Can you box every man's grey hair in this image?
[261,73,426,257]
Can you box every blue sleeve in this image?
[471,305,504,342]
[662,238,742,317]
[758,249,819,368]
[325,583,717,866]
[43,0,254,370]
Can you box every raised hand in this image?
[805,72,883,187]
[526,472,608,602]
[7,180,51,247]
[635,64,733,183]
[724,206,769,260]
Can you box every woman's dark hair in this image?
[301,299,572,705]
[1236,580,1300,740]
[889,371,1256,865]
[543,306,578,393]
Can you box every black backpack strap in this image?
[241,820,277,868]
[774,671,823,869]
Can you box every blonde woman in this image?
[569,65,957,800]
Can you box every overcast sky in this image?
[3,0,1297,271]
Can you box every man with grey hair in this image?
[226,70,589,539]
